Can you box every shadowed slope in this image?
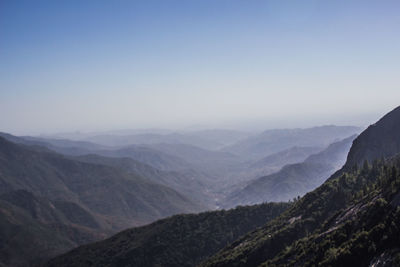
[44,202,290,267]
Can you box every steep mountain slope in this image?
[0,190,107,267]
[224,136,355,207]
[44,108,400,267]
[0,136,207,266]
[264,160,400,266]
[345,106,400,169]
[200,106,400,267]
[223,125,360,160]
[0,190,101,229]
[202,158,400,267]
[44,202,290,267]
[0,137,203,228]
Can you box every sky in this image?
[1,0,400,135]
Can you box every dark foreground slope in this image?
[43,107,400,267]
[264,159,400,266]
[200,107,400,266]
[202,157,400,267]
[0,190,107,267]
[44,202,290,267]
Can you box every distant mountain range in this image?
[250,146,323,170]
[84,133,223,150]
[200,106,400,267]
[231,146,323,185]
[0,124,365,266]
[223,125,361,160]
[45,106,400,267]
[223,135,356,207]
[1,125,360,204]
[44,129,251,150]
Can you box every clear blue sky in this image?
[1,0,400,134]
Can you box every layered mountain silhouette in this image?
[249,146,322,174]
[0,122,379,266]
[45,106,400,267]
[0,137,204,266]
[84,132,223,150]
[1,127,358,209]
[72,154,213,207]
[224,135,356,207]
[199,106,400,266]
[0,133,218,206]
[223,125,361,160]
[0,137,203,226]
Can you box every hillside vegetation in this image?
[44,203,290,267]
[0,137,204,266]
[201,106,400,266]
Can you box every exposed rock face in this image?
[345,106,400,169]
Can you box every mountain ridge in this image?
[223,125,361,160]
[0,136,205,266]
[44,202,290,267]
[224,135,356,207]
[345,106,400,169]
[44,106,400,267]
[200,106,400,266]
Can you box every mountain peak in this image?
[344,106,400,168]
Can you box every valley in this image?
[2,1,398,266]
[0,124,360,266]
[42,107,400,267]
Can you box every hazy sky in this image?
[1,0,400,134]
